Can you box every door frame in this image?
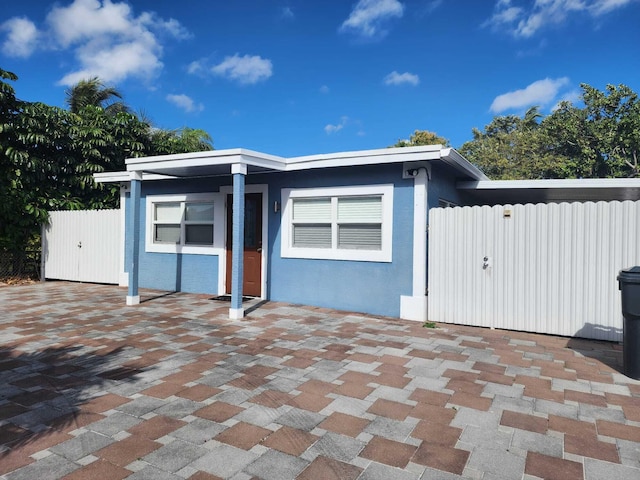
[219,184,268,299]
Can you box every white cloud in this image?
[319,85,330,94]
[325,116,349,134]
[280,7,294,19]
[0,17,39,58]
[340,0,404,38]
[0,0,189,85]
[384,71,419,86]
[166,93,204,113]
[484,0,637,38]
[209,54,273,85]
[490,77,570,113]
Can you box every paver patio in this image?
[1,282,639,480]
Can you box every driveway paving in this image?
[1,282,639,479]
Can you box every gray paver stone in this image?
[510,429,563,457]
[171,418,226,444]
[87,411,142,435]
[5,453,78,480]
[302,431,366,462]
[585,458,640,480]
[360,461,421,480]
[154,398,202,419]
[142,438,208,472]
[49,431,114,460]
[276,407,325,431]
[125,466,182,480]
[189,443,259,478]
[244,449,309,480]
[364,416,417,442]
[117,396,166,417]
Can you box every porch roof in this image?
[458,178,640,204]
[94,145,489,183]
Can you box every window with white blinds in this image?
[281,185,393,262]
[146,193,222,254]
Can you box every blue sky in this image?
[1,0,639,157]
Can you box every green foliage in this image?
[460,84,640,179]
[393,130,450,148]
[0,67,214,252]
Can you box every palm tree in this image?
[65,77,129,115]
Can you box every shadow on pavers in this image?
[0,344,148,459]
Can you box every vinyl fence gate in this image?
[428,200,640,342]
[42,209,121,285]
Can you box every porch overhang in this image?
[458,178,640,205]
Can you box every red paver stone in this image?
[127,415,186,439]
[374,373,411,389]
[500,410,548,434]
[359,436,417,468]
[80,393,130,413]
[446,378,484,395]
[248,390,294,408]
[96,435,161,466]
[297,455,362,480]
[161,371,202,384]
[333,382,375,399]
[525,451,583,480]
[449,391,492,411]
[409,389,450,407]
[0,424,30,446]
[410,403,458,424]
[564,434,620,463]
[194,402,244,422]
[596,420,640,442]
[288,392,333,412]
[141,382,186,398]
[262,426,318,456]
[623,405,640,422]
[61,459,129,480]
[473,361,506,375]
[215,422,272,450]
[367,398,413,421]
[411,420,462,447]
[282,357,316,369]
[548,415,597,438]
[297,379,336,396]
[564,389,608,407]
[411,442,470,475]
[318,412,370,438]
[176,385,222,402]
[228,375,268,390]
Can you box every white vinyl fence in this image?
[428,201,640,341]
[42,209,121,284]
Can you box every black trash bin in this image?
[618,266,640,380]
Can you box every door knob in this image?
[257,248,262,252]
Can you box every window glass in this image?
[155,203,181,222]
[185,202,214,221]
[293,224,332,248]
[338,224,382,249]
[338,196,381,222]
[185,225,213,245]
[155,224,180,243]
[293,198,331,222]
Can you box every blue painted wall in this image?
[263,164,414,318]
[124,178,223,295]
[123,162,461,317]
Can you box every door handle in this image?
[257,248,262,253]
[77,242,82,248]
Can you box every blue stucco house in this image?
[95,145,488,322]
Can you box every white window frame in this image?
[145,193,225,255]
[281,184,393,262]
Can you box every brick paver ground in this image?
[1,282,639,479]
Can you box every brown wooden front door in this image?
[226,193,262,297]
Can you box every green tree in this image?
[65,77,129,115]
[460,86,640,179]
[393,130,450,147]
[0,68,214,257]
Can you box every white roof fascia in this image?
[284,145,443,171]
[125,148,286,172]
[440,148,489,181]
[93,171,178,183]
[458,178,640,190]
